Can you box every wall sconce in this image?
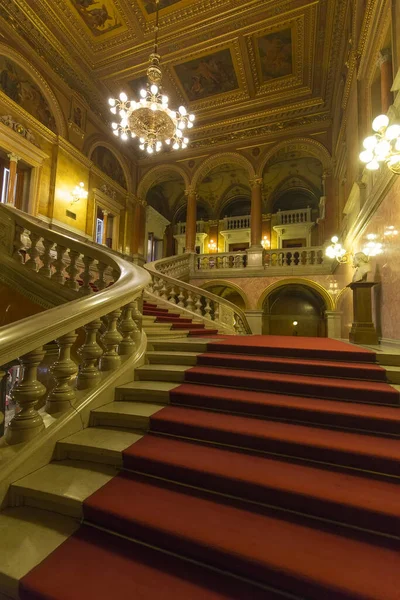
[71,182,88,204]
[325,236,349,263]
[261,235,270,249]
[208,239,217,252]
[362,233,383,257]
[384,225,399,238]
[360,114,400,174]
[328,279,339,296]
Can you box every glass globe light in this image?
[179,106,187,116]
[147,146,153,154]
[176,129,183,138]
[359,150,373,163]
[178,121,185,129]
[131,132,136,138]
[139,144,145,150]
[119,92,127,102]
[140,89,147,98]
[363,135,378,150]
[150,84,158,95]
[111,122,118,130]
[187,122,193,128]
[189,114,195,122]
[331,236,339,243]
[165,139,171,145]
[150,103,157,111]
[372,114,389,132]
[139,137,145,143]
[110,107,117,114]
[108,98,116,106]
[366,160,380,170]
[162,95,169,104]
[374,140,391,158]
[385,124,400,140]
[119,109,127,118]
[113,130,119,136]
[172,142,179,150]
[121,133,128,141]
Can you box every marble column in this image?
[250,177,263,248]
[102,210,109,245]
[185,187,197,253]
[378,49,393,114]
[131,200,146,259]
[322,170,336,240]
[6,153,20,206]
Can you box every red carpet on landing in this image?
[20,334,400,600]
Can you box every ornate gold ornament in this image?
[108,0,194,154]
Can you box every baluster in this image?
[147,277,154,294]
[194,295,202,315]
[65,249,81,290]
[13,224,25,263]
[214,303,220,322]
[38,238,55,278]
[186,292,194,312]
[51,244,67,284]
[79,255,95,295]
[100,309,123,371]
[25,232,41,271]
[204,299,212,319]
[306,250,312,265]
[160,281,169,300]
[153,277,161,296]
[119,301,137,356]
[177,288,185,308]
[6,347,46,445]
[77,319,103,389]
[45,331,78,414]
[94,261,107,291]
[132,298,143,343]
[169,287,177,304]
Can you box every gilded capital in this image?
[250,177,263,189]
[7,152,20,163]
[185,186,197,198]
[377,48,392,67]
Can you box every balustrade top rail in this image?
[277,208,312,225]
[222,215,250,230]
[0,205,150,368]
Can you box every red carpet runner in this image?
[20,336,400,600]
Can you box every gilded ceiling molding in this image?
[137,164,190,200]
[87,139,133,194]
[191,152,255,189]
[258,137,332,176]
[0,42,67,137]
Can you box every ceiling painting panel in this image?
[257,28,293,82]
[71,0,124,37]
[173,48,239,102]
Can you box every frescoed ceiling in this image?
[0,0,351,152]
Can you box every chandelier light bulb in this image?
[110,107,117,114]
[372,114,389,132]
[119,109,127,118]
[331,236,339,243]
[139,137,145,143]
[182,143,187,149]
[172,142,179,150]
[162,95,168,104]
[395,138,400,151]
[147,146,153,154]
[108,98,116,106]
[121,133,128,141]
[388,155,400,167]
[140,89,147,98]
[385,124,400,140]
[187,121,193,128]
[150,84,158,95]
[375,140,391,158]
[150,103,157,111]
[165,139,171,145]
[139,144,145,150]
[179,106,187,116]
[178,121,185,129]
[113,130,119,136]
[111,122,118,130]
[363,135,378,150]
[183,137,189,144]
[119,92,128,102]
[366,160,380,170]
[189,114,195,121]
[359,150,373,163]
[176,129,183,138]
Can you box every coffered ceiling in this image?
[0,0,351,152]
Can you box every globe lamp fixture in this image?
[208,239,217,252]
[71,182,88,205]
[108,0,194,154]
[261,235,270,249]
[325,236,349,263]
[362,234,383,257]
[360,114,400,174]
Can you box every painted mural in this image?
[91,146,127,189]
[142,0,182,14]
[257,28,293,81]
[72,0,122,36]
[174,49,239,101]
[0,57,57,132]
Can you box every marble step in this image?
[10,460,117,519]
[149,339,210,353]
[115,380,178,403]
[90,401,164,430]
[57,427,143,466]
[146,351,199,366]
[136,364,189,383]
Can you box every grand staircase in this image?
[2,296,400,600]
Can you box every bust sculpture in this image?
[352,252,371,283]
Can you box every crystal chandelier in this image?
[359,114,400,174]
[108,0,194,154]
[325,236,349,263]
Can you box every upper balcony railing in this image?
[222,215,251,230]
[174,221,206,235]
[276,208,312,225]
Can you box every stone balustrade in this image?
[0,204,150,445]
[263,247,324,268]
[144,253,251,334]
[222,215,251,230]
[277,208,312,225]
[196,252,247,270]
[174,221,206,235]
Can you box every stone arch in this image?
[0,44,66,136]
[258,138,332,176]
[192,152,256,190]
[256,277,335,311]
[137,164,190,200]
[87,139,132,193]
[173,198,211,224]
[200,280,250,310]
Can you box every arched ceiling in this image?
[0,0,350,152]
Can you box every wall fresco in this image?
[174,49,239,101]
[257,28,293,81]
[72,0,122,36]
[0,56,57,132]
[91,146,127,189]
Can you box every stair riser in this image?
[196,356,387,382]
[90,413,151,432]
[10,490,82,519]
[146,355,198,366]
[184,372,399,405]
[150,342,209,352]
[136,371,186,383]
[124,454,400,537]
[170,394,399,434]
[56,446,123,467]
[115,388,171,403]
[150,420,400,476]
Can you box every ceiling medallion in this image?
[108,0,194,154]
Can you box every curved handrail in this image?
[0,205,150,366]
[144,253,251,334]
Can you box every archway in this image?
[259,280,333,337]
[200,280,249,311]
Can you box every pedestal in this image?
[246,246,264,268]
[348,282,379,345]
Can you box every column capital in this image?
[102,209,109,216]
[7,152,20,163]
[378,48,392,67]
[250,177,263,188]
[185,186,197,197]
